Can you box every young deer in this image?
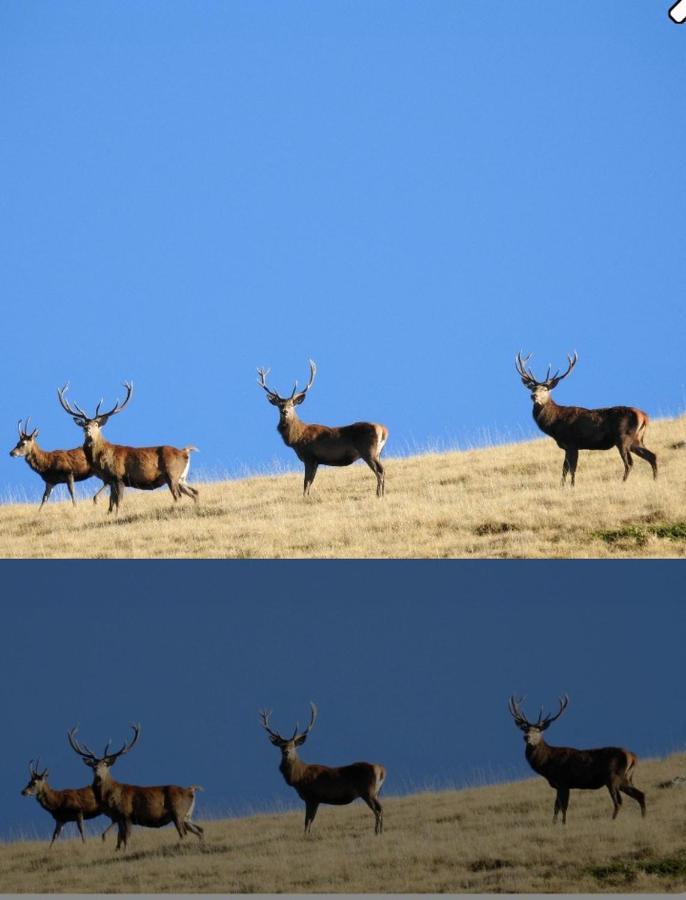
[57,382,199,513]
[260,702,386,834]
[515,352,657,485]
[68,724,204,851]
[508,695,646,823]
[10,418,106,508]
[21,759,114,845]
[257,360,388,497]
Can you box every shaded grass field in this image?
[1,752,684,893]
[1,415,685,558]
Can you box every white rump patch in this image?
[180,456,191,484]
[376,427,387,453]
[186,794,196,820]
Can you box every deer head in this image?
[57,382,133,445]
[10,418,39,457]
[68,724,140,784]
[21,759,49,796]
[259,702,318,758]
[515,352,578,405]
[257,360,317,423]
[509,695,569,746]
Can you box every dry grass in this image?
[2,415,686,558]
[2,752,685,893]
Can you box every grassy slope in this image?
[1,752,684,893]
[1,414,685,558]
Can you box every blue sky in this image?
[0,562,684,840]
[2,2,685,499]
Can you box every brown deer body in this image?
[515,353,657,485]
[258,361,388,497]
[68,725,204,851]
[21,760,114,845]
[509,695,646,823]
[10,419,106,508]
[57,383,199,513]
[260,703,386,834]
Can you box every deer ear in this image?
[293,394,306,406]
[267,395,280,406]
[294,733,308,746]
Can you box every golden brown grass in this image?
[2,415,685,558]
[2,752,685,893]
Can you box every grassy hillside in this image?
[1,414,685,558]
[1,751,684,893]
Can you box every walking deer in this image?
[68,724,204,851]
[10,418,106,508]
[508,695,646,823]
[515,352,657,485]
[57,382,199,513]
[21,759,114,845]
[260,702,386,834]
[257,360,388,497]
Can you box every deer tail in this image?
[190,784,204,793]
[625,751,638,781]
[183,446,199,454]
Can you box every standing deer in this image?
[57,382,199,513]
[68,724,204,851]
[257,360,388,497]
[259,702,386,834]
[21,759,114,845]
[508,695,646,824]
[10,418,106,508]
[515,352,657,485]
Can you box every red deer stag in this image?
[259,702,386,834]
[57,382,199,513]
[515,352,657,485]
[21,758,114,845]
[10,418,106,508]
[68,724,204,851]
[257,360,388,497]
[508,695,646,823]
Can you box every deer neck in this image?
[24,444,50,474]
[92,770,116,805]
[279,749,308,786]
[532,396,562,432]
[277,411,308,447]
[525,737,554,773]
[35,782,59,812]
[83,431,109,467]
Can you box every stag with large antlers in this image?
[68,724,204,851]
[260,702,386,834]
[57,382,199,513]
[257,360,388,497]
[21,759,114,845]
[515,352,657,485]
[10,418,106,508]
[508,695,646,823]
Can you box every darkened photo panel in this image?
[0,561,684,892]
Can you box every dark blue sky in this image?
[1,562,684,840]
[2,2,686,500]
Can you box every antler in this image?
[292,360,317,403]
[106,724,141,761]
[515,352,578,389]
[256,368,281,401]
[259,709,284,741]
[538,694,569,730]
[67,726,100,762]
[508,695,530,728]
[57,382,133,423]
[28,758,46,777]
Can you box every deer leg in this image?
[561,448,578,487]
[115,819,130,851]
[108,480,124,514]
[304,800,319,833]
[362,795,384,834]
[362,455,385,497]
[49,821,63,846]
[630,445,658,480]
[39,483,53,510]
[553,787,569,824]
[608,784,622,819]
[92,482,107,505]
[179,482,199,502]
[101,820,115,841]
[617,444,633,482]
[303,461,318,497]
[66,474,78,507]
[76,813,86,843]
[620,783,646,817]
[173,815,186,839]
[184,820,204,840]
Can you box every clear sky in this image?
[0,562,684,840]
[2,2,686,499]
